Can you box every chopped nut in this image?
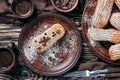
[48,57,56,62]
[65,42,70,48]
[55,53,59,58]
[39,36,50,43]
[37,47,42,53]
[44,37,50,42]
[55,52,63,58]
[42,42,46,46]
[39,37,45,43]
[56,30,60,34]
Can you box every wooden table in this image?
[0,21,96,79]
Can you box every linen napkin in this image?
[78,58,120,80]
[0,0,55,24]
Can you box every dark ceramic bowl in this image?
[82,0,120,65]
[19,12,81,76]
[0,47,15,73]
[11,0,34,19]
[50,0,79,12]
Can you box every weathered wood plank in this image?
[0,30,21,33]
[0,23,96,63]
[0,24,21,46]
[0,41,18,46]
[0,33,20,37]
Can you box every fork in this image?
[64,68,120,78]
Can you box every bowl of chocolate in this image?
[50,0,79,12]
[0,47,15,73]
[11,0,34,19]
[19,12,81,76]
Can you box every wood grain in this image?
[0,24,21,46]
[0,23,96,79]
[0,23,96,63]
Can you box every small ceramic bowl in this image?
[50,0,79,12]
[0,47,15,73]
[11,0,34,19]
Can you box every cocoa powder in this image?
[15,1,31,15]
[0,49,13,69]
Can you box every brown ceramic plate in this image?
[82,0,120,65]
[19,13,81,76]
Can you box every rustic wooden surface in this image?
[0,0,96,79]
[0,24,21,46]
[0,22,96,79]
[0,23,96,63]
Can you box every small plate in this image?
[19,13,81,76]
[82,0,120,65]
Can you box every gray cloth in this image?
[0,0,55,24]
[78,58,120,80]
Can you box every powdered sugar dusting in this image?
[39,30,77,67]
[87,0,97,8]
[40,43,60,67]
[23,41,37,63]
[23,27,43,63]
[84,1,98,46]
[84,13,93,28]
[23,23,77,67]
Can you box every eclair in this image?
[32,23,65,53]
[92,0,114,28]
[110,13,120,30]
[115,0,120,10]
[88,28,120,43]
[109,44,120,61]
